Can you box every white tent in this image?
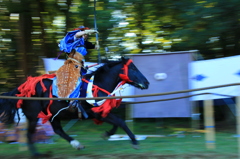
[189,55,240,101]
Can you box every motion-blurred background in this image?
[1,0,240,92]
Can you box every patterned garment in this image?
[55,52,83,98]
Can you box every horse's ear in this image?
[103,64,110,72]
[121,56,129,62]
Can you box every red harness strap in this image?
[82,78,111,96]
[119,59,133,84]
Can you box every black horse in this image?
[0,57,149,156]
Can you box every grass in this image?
[0,119,239,159]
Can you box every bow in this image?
[94,0,101,63]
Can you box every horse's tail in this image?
[0,88,19,124]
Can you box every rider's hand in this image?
[84,30,98,35]
[95,44,100,50]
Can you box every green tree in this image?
[1,0,240,93]
[171,0,240,59]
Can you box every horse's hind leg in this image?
[21,102,44,156]
[50,119,84,150]
[26,116,52,157]
[26,118,40,156]
[101,113,139,149]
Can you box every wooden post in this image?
[125,103,134,133]
[235,96,240,159]
[191,101,201,137]
[203,99,215,149]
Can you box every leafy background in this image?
[0,0,240,92]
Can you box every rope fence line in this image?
[125,92,235,104]
[1,82,240,153]
[0,82,238,103]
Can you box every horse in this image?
[0,57,149,156]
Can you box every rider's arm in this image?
[75,30,98,38]
[75,31,85,38]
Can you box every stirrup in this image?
[69,100,88,119]
[68,100,83,119]
[77,107,82,120]
[67,100,77,112]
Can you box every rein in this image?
[87,63,99,68]
[82,78,111,97]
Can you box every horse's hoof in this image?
[31,153,52,158]
[77,145,85,150]
[132,144,139,149]
[31,152,41,157]
[70,140,85,150]
[101,132,109,140]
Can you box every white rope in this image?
[67,57,81,64]
[51,106,69,122]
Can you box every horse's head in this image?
[119,57,149,89]
[85,57,149,91]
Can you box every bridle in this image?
[119,59,133,84]
[82,59,133,96]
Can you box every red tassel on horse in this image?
[91,98,122,118]
[16,74,55,108]
[37,86,53,124]
[16,74,55,123]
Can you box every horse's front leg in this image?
[101,124,118,140]
[100,113,139,149]
[50,119,84,150]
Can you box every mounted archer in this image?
[54,26,98,100]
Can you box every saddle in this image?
[56,51,84,98]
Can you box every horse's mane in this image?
[84,58,126,79]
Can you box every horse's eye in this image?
[131,66,137,71]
